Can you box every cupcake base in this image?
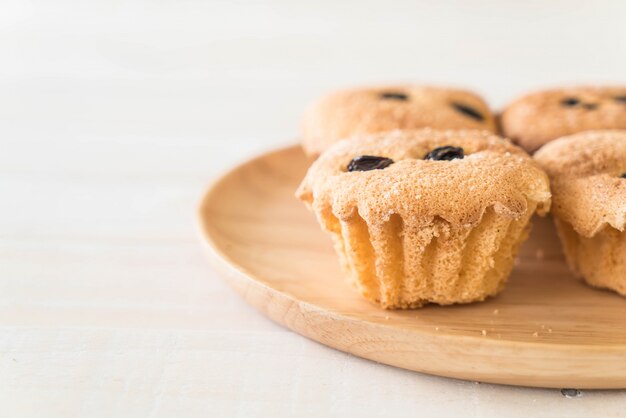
[319,202,539,309]
[555,219,626,296]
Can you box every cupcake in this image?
[534,131,626,295]
[501,86,626,153]
[301,85,497,156]
[296,129,551,309]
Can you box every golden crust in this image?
[534,130,626,237]
[298,129,550,225]
[301,85,497,156]
[297,129,551,309]
[501,86,626,153]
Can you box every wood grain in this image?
[198,145,626,389]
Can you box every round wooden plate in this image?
[198,145,626,389]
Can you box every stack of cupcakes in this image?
[296,84,626,309]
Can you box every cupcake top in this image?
[301,85,497,155]
[501,86,626,153]
[297,129,551,227]
[534,130,626,237]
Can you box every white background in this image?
[1,1,626,417]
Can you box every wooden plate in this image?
[198,145,626,389]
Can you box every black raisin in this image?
[347,155,394,172]
[451,102,484,122]
[424,146,465,161]
[621,173,626,179]
[561,97,580,107]
[615,96,626,103]
[380,92,409,101]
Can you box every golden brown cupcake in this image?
[534,130,626,295]
[296,129,551,309]
[501,86,626,153]
[301,85,497,156]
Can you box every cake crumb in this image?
[533,331,539,337]
[435,327,440,331]
[561,388,583,398]
[384,315,390,320]
[493,309,499,315]
[481,330,487,336]
[548,328,553,333]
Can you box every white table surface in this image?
[2,1,626,416]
